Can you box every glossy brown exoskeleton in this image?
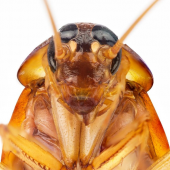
[0,0,170,170]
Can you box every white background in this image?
[0,0,170,157]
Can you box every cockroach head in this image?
[47,23,121,118]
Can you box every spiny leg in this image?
[86,126,145,170]
[0,124,63,170]
[6,152,33,170]
[86,120,151,170]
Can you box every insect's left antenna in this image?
[43,0,64,59]
[104,0,160,59]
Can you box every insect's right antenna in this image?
[104,0,160,59]
[43,0,64,59]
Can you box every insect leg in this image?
[0,124,63,170]
[86,127,143,170]
[89,116,149,169]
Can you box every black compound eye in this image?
[110,49,122,75]
[92,24,122,75]
[92,25,118,46]
[47,38,57,72]
[59,24,78,43]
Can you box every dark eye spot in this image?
[59,24,78,43]
[92,25,118,46]
[110,49,122,75]
[47,38,57,72]
[92,24,121,75]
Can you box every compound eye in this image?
[110,49,122,75]
[92,25,118,46]
[92,25,121,75]
[60,24,78,43]
[47,38,57,72]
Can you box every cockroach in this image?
[0,0,170,169]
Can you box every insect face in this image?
[47,23,121,115]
